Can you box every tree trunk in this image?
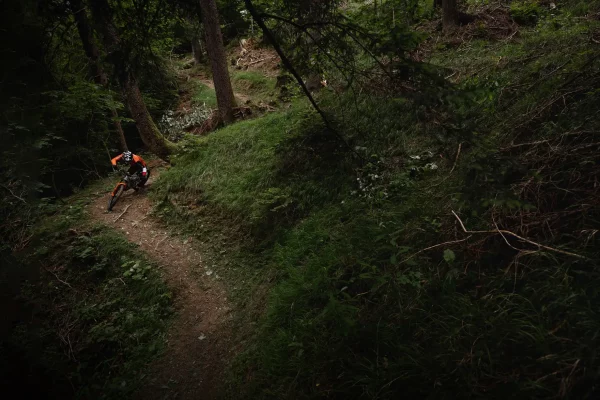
[199,0,236,124]
[442,0,459,31]
[71,0,128,151]
[191,35,204,64]
[123,73,172,159]
[108,108,128,151]
[89,0,173,159]
[243,0,362,161]
[188,15,204,65]
[434,0,443,8]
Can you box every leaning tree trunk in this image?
[199,0,236,124]
[442,0,459,31]
[122,74,173,158]
[71,0,128,151]
[89,0,173,160]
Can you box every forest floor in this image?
[199,77,252,105]
[6,2,600,398]
[78,46,282,397]
[173,38,281,127]
[88,160,234,400]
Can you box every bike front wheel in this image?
[107,183,125,211]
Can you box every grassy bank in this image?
[152,2,600,398]
[1,181,172,399]
[232,70,277,103]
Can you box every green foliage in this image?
[4,0,600,399]
[218,0,251,39]
[249,0,436,100]
[510,1,543,26]
[192,82,219,107]
[232,70,277,102]
[5,194,172,399]
[138,57,179,116]
[0,0,123,255]
[442,248,455,263]
[152,101,352,239]
[153,3,600,399]
[0,0,178,219]
[111,0,180,65]
[568,0,596,16]
[154,111,287,213]
[48,82,125,121]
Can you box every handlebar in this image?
[112,165,130,175]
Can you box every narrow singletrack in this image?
[199,78,252,104]
[88,161,233,399]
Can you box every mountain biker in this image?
[111,151,150,187]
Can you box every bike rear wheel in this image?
[107,184,125,211]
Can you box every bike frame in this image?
[111,181,128,197]
[110,173,139,197]
[108,171,140,211]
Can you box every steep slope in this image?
[149,2,600,398]
[88,162,234,399]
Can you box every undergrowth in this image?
[1,187,172,399]
[192,82,218,108]
[232,70,277,103]
[152,100,353,241]
[151,2,600,398]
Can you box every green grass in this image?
[232,70,277,102]
[190,71,276,108]
[192,82,218,108]
[4,179,172,399]
[154,110,290,216]
[154,3,600,399]
[153,99,352,230]
[10,1,600,399]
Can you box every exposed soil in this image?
[232,37,281,77]
[88,161,233,400]
[413,4,520,63]
[200,78,252,105]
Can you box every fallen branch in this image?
[570,142,600,152]
[427,142,462,189]
[493,215,521,252]
[132,214,149,227]
[502,139,550,150]
[505,29,518,41]
[45,267,73,289]
[451,210,586,259]
[449,142,462,175]
[246,56,276,66]
[1,184,27,204]
[113,204,131,223]
[445,71,457,80]
[399,236,473,265]
[502,130,599,150]
[244,0,364,162]
[515,87,586,130]
[154,234,168,250]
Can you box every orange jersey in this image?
[111,153,147,167]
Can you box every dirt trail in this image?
[200,78,252,105]
[88,161,233,400]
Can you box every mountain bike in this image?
[107,170,141,211]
